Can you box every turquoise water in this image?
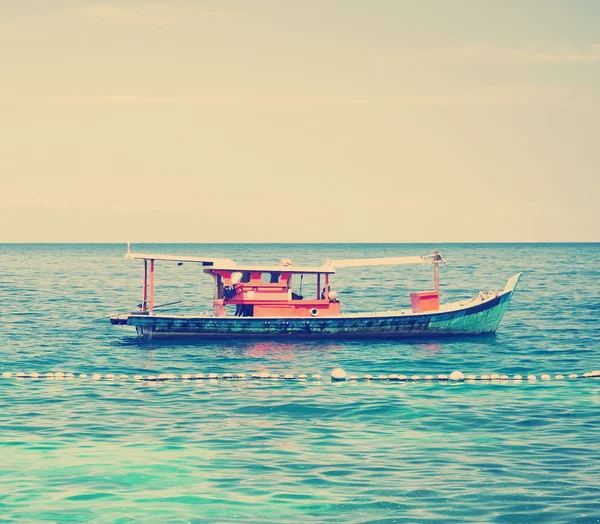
[1,243,600,523]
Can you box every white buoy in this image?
[259,372,270,379]
[31,372,40,379]
[363,374,373,380]
[388,374,398,381]
[134,375,143,380]
[527,375,536,381]
[490,373,500,380]
[105,374,116,380]
[500,375,509,381]
[397,374,407,381]
[424,375,433,381]
[591,370,600,377]
[568,374,578,379]
[16,372,25,379]
[158,374,168,380]
[412,375,420,381]
[181,374,191,380]
[348,375,358,381]
[208,373,219,380]
[92,374,101,380]
[480,375,490,381]
[79,373,88,379]
[236,373,247,380]
[312,374,322,380]
[46,373,54,379]
[583,372,591,378]
[146,375,157,381]
[438,374,448,381]
[284,374,294,380]
[1,372,11,379]
[195,374,206,380]
[555,374,564,380]
[377,375,387,381]
[541,374,551,380]
[298,374,308,380]
[466,375,476,381]
[167,373,177,380]
[513,375,523,380]
[119,375,129,380]
[55,372,65,379]
[270,374,280,379]
[222,373,233,379]
[331,368,347,381]
[449,371,464,381]
[66,373,75,380]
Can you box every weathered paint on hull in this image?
[123,281,518,339]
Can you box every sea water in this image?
[1,243,599,523]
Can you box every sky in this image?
[1,0,599,242]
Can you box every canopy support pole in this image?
[149,259,155,314]
[142,260,148,311]
[433,250,440,294]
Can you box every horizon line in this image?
[2,241,600,245]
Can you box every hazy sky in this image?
[1,0,599,242]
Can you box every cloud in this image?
[79,4,173,27]
[90,87,586,108]
[1,86,589,109]
[508,44,600,63]
[0,24,45,41]
[415,43,600,64]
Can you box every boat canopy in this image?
[126,251,335,274]
[324,253,444,269]
[125,246,444,274]
[126,251,236,267]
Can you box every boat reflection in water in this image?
[242,341,342,360]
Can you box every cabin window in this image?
[240,271,252,283]
[290,273,321,299]
[261,272,280,284]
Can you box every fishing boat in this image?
[110,245,521,339]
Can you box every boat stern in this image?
[109,313,130,325]
[109,310,149,326]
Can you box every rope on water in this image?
[329,368,600,382]
[0,371,322,381]
[1,369,600,383]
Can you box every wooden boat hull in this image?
[111,274,521,340]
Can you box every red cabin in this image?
[209,264,340,318]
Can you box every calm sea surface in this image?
[1,243,600,523]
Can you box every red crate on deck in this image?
[410,291,439,313]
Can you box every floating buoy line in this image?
[1,369,600,384]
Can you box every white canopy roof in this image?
[125,245,443,274]
[125,250,335,274]
[324,255,428,268]
[126,251,236,267]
